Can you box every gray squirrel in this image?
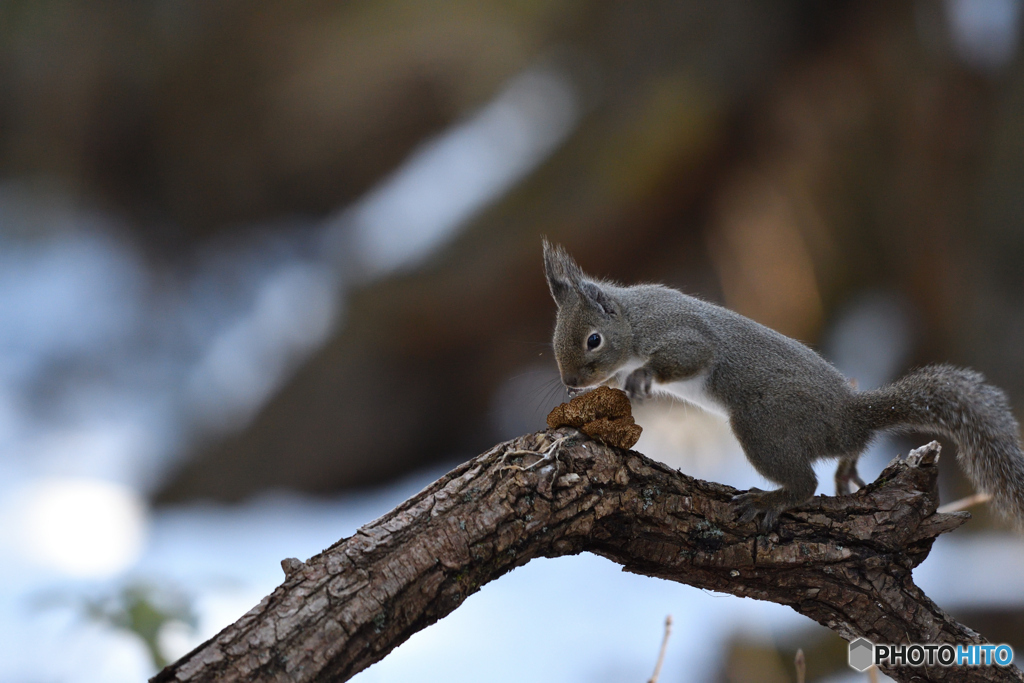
[542,239,1024,532]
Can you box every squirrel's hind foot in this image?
[732,487,811,533]
[834,457,866,496]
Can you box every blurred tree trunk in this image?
[157,0,832,501]
[159,1,1012,503]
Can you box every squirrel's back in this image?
[623,287,869,455]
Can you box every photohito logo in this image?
[848,638,1015,671]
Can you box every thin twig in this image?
[499,436,567,471]
[868,664,880,683]
[937,492,992,514]
[795,648,805,683]
[647,615,673,683]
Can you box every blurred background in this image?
[3,1,1024,681]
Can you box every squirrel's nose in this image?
[562,375,579,388]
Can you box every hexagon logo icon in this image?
[849,638,874,672]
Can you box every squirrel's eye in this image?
[587,333,601,350]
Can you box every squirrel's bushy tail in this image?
[857,364,1024,528]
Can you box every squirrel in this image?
[542,239,1024,532]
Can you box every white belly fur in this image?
[653,373,729,419]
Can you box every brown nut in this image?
[546,386,642,449]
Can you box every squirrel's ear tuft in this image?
[580,281,619,318]
[542,238,583,308]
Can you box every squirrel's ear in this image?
[580,281,619,318]
[542,238,583,308]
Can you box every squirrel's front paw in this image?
[623,367,654,402]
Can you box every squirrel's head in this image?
[542,240,632,393]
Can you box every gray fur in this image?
[542,240,1024,531]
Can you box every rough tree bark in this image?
[152,431,1023,683]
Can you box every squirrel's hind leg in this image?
[834,455,866,495]
[730,426,819,531]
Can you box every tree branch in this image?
[153,432,1022,683]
